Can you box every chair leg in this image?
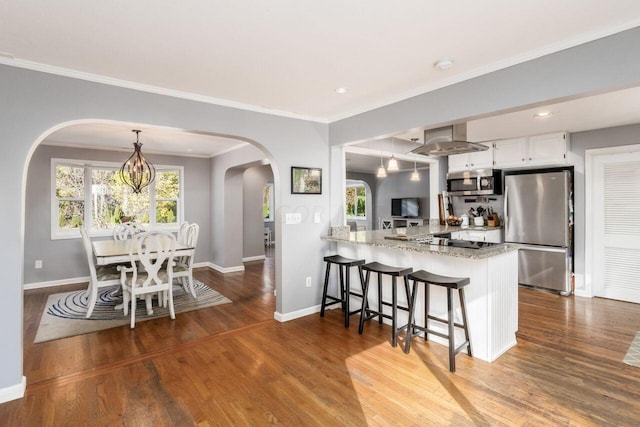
[145,295,154,315]
[123,289,130,316]
[391,276,398,347]
[344,266,351,328]
[85,284,98,318]
[377,272,383,324]
[447,288,456,372]
[404,280,419,354]
[320,262,331,317]
[130,295,137,329]
[459,288,472,357]
[187,272,197,298]
[358,270,371,334]
[168,286,176,320]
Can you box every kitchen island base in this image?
[334,242,518,363]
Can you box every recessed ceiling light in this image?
[335,87,348,94]
[534,111,553,119]
[187,148,193,152]
[434,59,454,70]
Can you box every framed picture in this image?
[291,166,322,194]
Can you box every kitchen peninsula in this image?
[322,225,519,362]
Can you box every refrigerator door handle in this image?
[515,244,567,253]
[504,184,509,229]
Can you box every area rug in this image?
[34,280,232,343]
[623,332,640,367]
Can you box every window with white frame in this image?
[263,183,274,222]
[52,159,183,239]
[346,182,366,219]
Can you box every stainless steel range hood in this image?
[411,123,489,157]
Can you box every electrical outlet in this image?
[35,260,43,269]
[305,276,312,287]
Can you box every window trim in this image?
[263,183,274,222]
[51,158,184,240]
[345,182,367,220]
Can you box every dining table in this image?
[92,239,195,265]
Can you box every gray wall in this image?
[243,165,274,258]
[2,26,640,398]
[569,123,640,294]
[375,170,430,225]
[24,144,211,285]
[0,64,330,391]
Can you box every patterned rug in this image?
[623,332,640,367]
[34,280,232,343]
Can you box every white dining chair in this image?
[80,227,121,318]
[173,223,199,298]
[113,222,145,240]
[117,231,176,329]
[177,221,190,244]
[264,227,272,246]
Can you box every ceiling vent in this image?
[411,123,488,157]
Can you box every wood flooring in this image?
[3,249,640,426]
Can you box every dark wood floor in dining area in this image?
[3,249,640,425]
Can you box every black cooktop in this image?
[417,236,499,249]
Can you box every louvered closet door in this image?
[593,150,640,303]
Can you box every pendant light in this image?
[387,138,399,172]
[377,155,387,178]
[410,161,421,181]
[119,130,156,194]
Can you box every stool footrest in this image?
[426,314,466,330]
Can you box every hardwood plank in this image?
[3,252,640,425]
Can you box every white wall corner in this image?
[207,262,245,274]
[0,376,26,403]
[274,304,322,322]
[23,276,90,290]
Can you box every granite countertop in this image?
[322,225,516,260]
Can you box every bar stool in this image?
[320,255,366,328]
[358,262,412,347]
[404,270,472,372]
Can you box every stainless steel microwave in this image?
[446,169,502,196]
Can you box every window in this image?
[346,183,366,219]
[263,183,274,222]
[52,159,183,239]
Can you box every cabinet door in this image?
[448,153,469,172]
[494,138,527,168]
[468,143,494,169]
[528,132,568,165]
[484,229,503,243]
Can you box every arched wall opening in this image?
[2,64,330,400]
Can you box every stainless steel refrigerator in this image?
[504,169,573,295]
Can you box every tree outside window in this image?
[54,160,183,238]
[263,183,274,221]
[346,184,366,218]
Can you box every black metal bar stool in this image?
[358,262,412,347]
[404,270,472,372]
[320,255,366,328]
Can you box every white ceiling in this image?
[3,2,640,160]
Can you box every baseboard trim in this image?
[243,255,266,262]
[0,376,26,403]
[274,304,321,322]
[23,276,89,290]
[208,262,245,274]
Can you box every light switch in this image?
[314,212,320,223]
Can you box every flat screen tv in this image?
[391,198,420,218]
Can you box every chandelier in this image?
[119,130,155,194]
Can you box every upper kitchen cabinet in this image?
[493,132,569,169]
[448,143,494,172]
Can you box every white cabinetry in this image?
[379,218,424,229]
[450,229,502,243]
[493,132,568,169]
[448,143,494,172]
